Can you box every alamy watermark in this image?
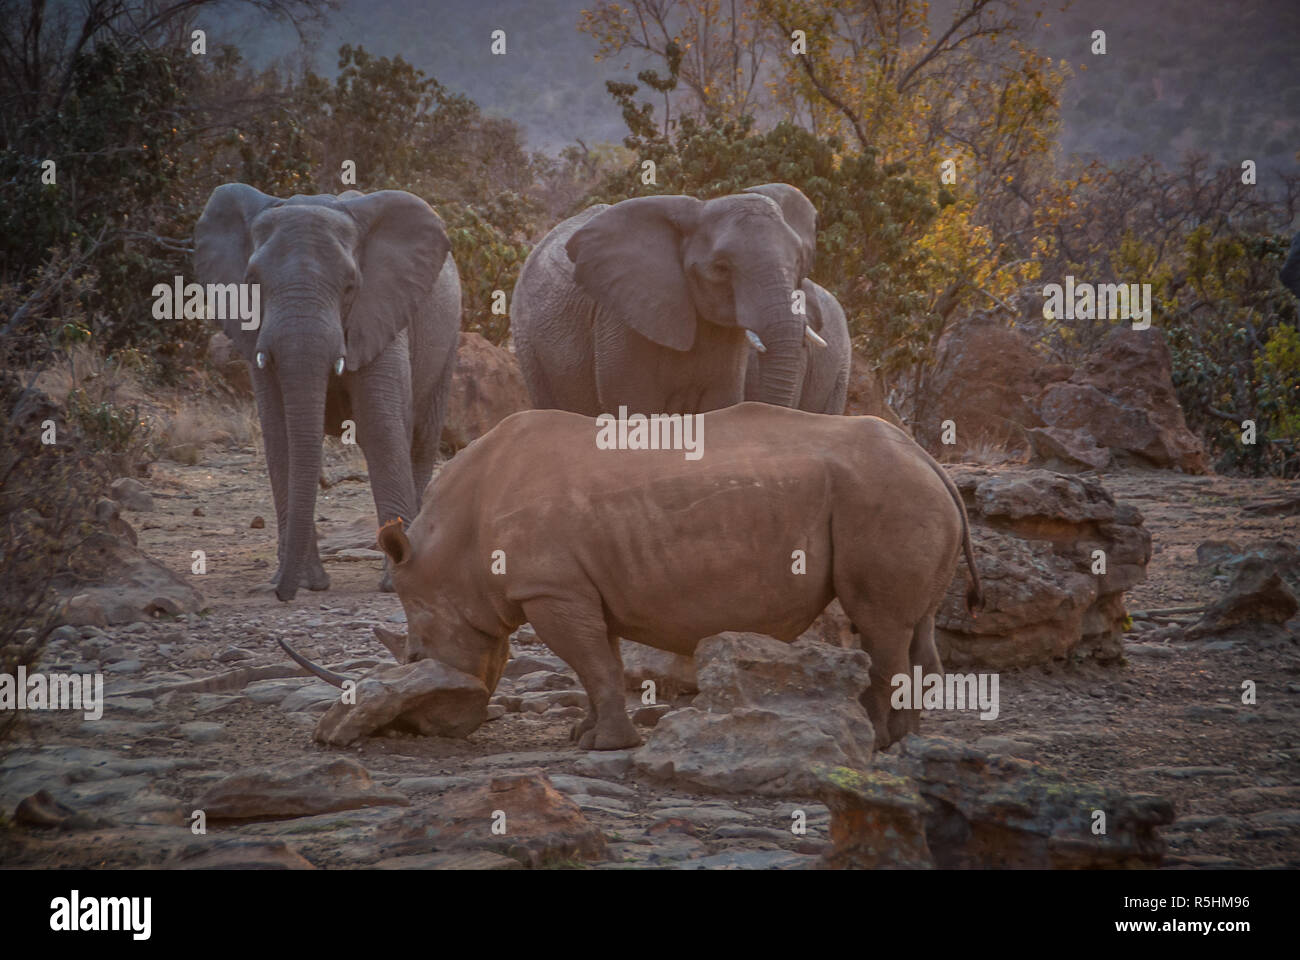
[595,406,704,461]
[152,275,260,329]
[891,666,999,720]
[0,667,103,720]
[1042,276,1151,330]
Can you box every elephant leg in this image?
[351,345,418,593]
[409,345,455,510]
[250,368,328,593]
[524,596,639,750]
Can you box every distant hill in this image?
[221,0,1299,173]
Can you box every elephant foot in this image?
[578,716,641,751]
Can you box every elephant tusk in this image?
[277,637,352,689]
[255,351,266,369]
[805,325,828,349]
[334,356,345,376]
[745,329,767,354]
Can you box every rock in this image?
[1055,328,1206,473]
[502,654,570,679]
[572,750,635,780]
[179,721,224,744]
[382,769,606,867]
[676,850,817,870]
[917,312,1061,448]
[250,516,265,529]
[314,659,490,746]
[317,517,378,555]
[441,332,530,452]
[817,736,1175,869]
[332,548,385,560]
[207,331,253,397]
[195,758,409,820]
[216,645,254,663]
[1027,426,1112,472]
[166,837,315,870]
[917,317,1205,473]
[14,790,113,830]
[1196,540,1242,568]
[634,634,874,796]
[937,467,1151,668]
[193,506,205,517]
[53,532,204,626]
[795,598,857,648]
[619,640,698,696]
[371,851,522,870]
[844,350,904,427]
[93,497,138,546]
[1188,556,1299,637]
[109,476,154,512]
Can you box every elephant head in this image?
[564,182,821,408]
[194,184,449,600]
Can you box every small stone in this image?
[180,721,225,744]
[250,516,266,529]
[192,506,205,517]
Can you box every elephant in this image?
[1281,230,1300,297]
[744,279,851,414]
[511,183,829,416]
[193,184,461,601]
[282,403,982,750]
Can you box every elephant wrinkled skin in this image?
[365,403,981,750]
[744,279,851,414]
[511,183,829,416]
[194,184,461,600]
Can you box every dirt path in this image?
[2,446,1297,869]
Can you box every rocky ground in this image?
[1,443,1297,869]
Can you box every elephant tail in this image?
[924,454,984,617]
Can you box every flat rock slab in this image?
[817,736,1176,869]
[371,851,522,870]
[315,659,489,746]
[381,769,606,868]
[195,757,410,820]
[164,837,316,870]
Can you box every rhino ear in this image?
[378,518,411,565]
[193,183,278,359]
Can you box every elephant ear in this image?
[193,183,278,360]
[800,278,826,334]
[342,190,451,371]
[744,183,818,278]
[565,195,703,351]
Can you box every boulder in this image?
[1063,328,1206,472]
[195,757,409,820]
[314,658,490,746]
[937,467,1151,668]
[109,476,153,512]
[818,735,1175,869]
[844,351,904,428]
[917,315,1205,473]
[93,497,138,546]
[919,312,1067,446]
[54,532,204,626]
[633,633,875,796]
[207,331,252,397]
[165,838,315,870]
[381,769,607,867]
[1188,555,1299,637]
[619,641,698,697]
[441,332,530,452]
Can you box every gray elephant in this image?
[1281,230,1300,297]
[744,279,850,414]
[511,183,828,415]
[194,184,460,601]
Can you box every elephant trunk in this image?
[275,354,330,602]
[748,285,806,408]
